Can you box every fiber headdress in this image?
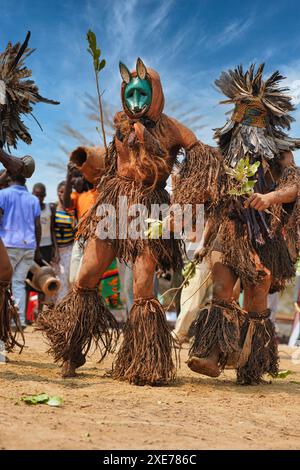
[214,63,300,166]
[0,31,59,149]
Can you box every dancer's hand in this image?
[244,192,274,211]
[52,247,60,264]
[194,246,207,262]
[133,122,146,143]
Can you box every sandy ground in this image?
[0,326,300,450]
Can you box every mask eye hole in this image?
[140,91,147,97]
[128,91,134,98]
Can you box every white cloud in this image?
[207,17,254,50]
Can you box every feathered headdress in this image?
[0,31,59,149]
[214,63,300,165]
[215,63,295,132]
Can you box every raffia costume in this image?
[39,58,218,385]
[174,64,300,384]
[0,32,58,351]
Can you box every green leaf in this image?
[228,188,243,196]
[247,162,260,177]
[95,48,101,59]
[47,396,63,407]
[93,59,99,71]
[276,370,293,379]
[87,30,96,52]
[21,393,63,406]
[145,225,162,239]
[98,59,106,71]
[236,158,246,174]
[144,218,164,239]
[21,393,49,405]
[182,260,197,286]
[241,180,256,194]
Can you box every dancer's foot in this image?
[61,353,86,378]
[74,352,86,368]
[61,360,77,378]
[171,330,190,346]
[187,356,221,377]
[225,351,240,369]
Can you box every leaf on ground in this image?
[21,393,49,405]
[21,393,63,406]
[47,396,63,407]
[276,370,293,379]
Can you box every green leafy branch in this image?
[87,30,107,151]
[226,157,260,197]
[144,218,165,239]
[182,259,197,287]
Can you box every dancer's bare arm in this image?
[63,163,75,209]
[245,151,298,210]
[244,185,298,211]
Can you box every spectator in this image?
[52,181,75,302]
[63,163,97,284]
[32,183,58,264]
[32,183,58,313]
[0,175,41,327]
[172,231,212,344]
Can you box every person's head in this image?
[57,181,66,204]
[32,182,46,206]
[10,174,26,186]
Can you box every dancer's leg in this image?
[77,239,116,288]
[237,271,278,384]
[0,239,24,351]
[113,249,177,385]
[39,238,118,377]
[0,239,13,282]
[188,251,240,377]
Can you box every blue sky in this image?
[1,0,300,200]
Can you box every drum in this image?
[26,260,61,297]
[70,146,105,184]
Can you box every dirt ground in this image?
[0,326,300,450]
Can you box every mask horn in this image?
[119,62,131,84]
[136,57,147,80]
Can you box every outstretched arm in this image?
[169,117,225,205]
[63,163,75,209]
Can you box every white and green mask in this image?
[119,58,152,116]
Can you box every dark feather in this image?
[11,31,31,70]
